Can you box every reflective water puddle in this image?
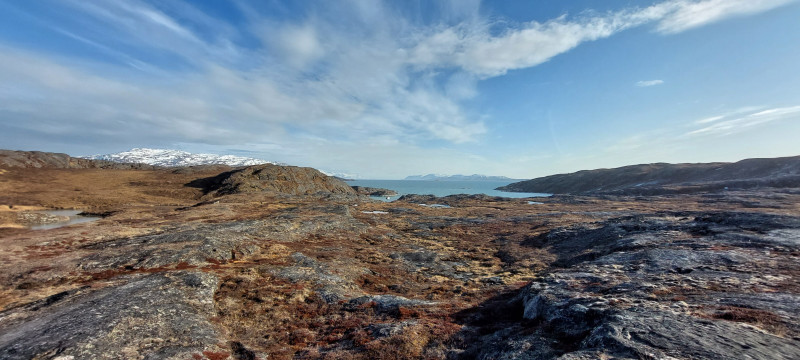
[30,210,101,230]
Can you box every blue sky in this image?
[0,0,798,179]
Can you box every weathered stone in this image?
[0,271,221,360]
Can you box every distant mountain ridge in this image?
[498,155,800,195]
[84,148,277,167]
[405,174,516,181]
[0,149,157,169]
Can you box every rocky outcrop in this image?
[78,207,367,272]
[197,164,357,196]
[2,158,800,359]
[498,155,800,195]
[464,211,800,359]
[0,271,223,360]
[351,186,398,197]
[0,149,157,169]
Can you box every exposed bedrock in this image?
[0,271,221,360]
[462,211,800,359]
[351,186,398,196]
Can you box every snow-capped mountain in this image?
[318,170,358,180]
[84,148,277,167]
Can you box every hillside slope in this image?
[0,149,156,170]
[498,156,800,195]
[196,163,357,196]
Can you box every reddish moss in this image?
[205,258,224,265]
[175,261,194,270]
[202,350,230,360]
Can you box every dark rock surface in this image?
[274,252,366,303]
[77,221,267,270]
[0,271,222,360]
[347,295,434,312]
[78,208,368,272]
[351,186,398,196]
[499,155,800,194]
[462,211,800,359]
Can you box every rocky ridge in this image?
[195,164,357,197]
[0,150,157,170]
[499,155,800,195]
[351,186,398,197]
[460,211,800,358]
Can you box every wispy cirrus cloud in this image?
[686,106,800,137]
[695,115,725,124]
[655,0,796,34]
[693,106,766,124]
[0,0,795,177]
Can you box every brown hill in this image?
[0,149,156,170]
[1,149,354,198]
[197,163,357,196]
[498,155,800,195]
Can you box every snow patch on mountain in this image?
[84,148,278,167]
[319,169,359,180]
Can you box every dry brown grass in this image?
[699,305,788,336]
[0,167,213,211]
[210,265,464,359]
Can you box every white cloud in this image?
[407,11,662,77]
[0,0,796,177]
[655,0,796,34]
[636,80,665,87]
[0,0,488,149]
[686,105,800,137]
[405,0,797,78]
[694,106,767,124]
[262,23,325,69]
[695,115,724,124]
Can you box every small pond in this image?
[30,210,101,230]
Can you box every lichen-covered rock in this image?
[470,212,800,359]
[78,209,367,271]
[0,271,222,360]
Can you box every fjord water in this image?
[346,180,550,200]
